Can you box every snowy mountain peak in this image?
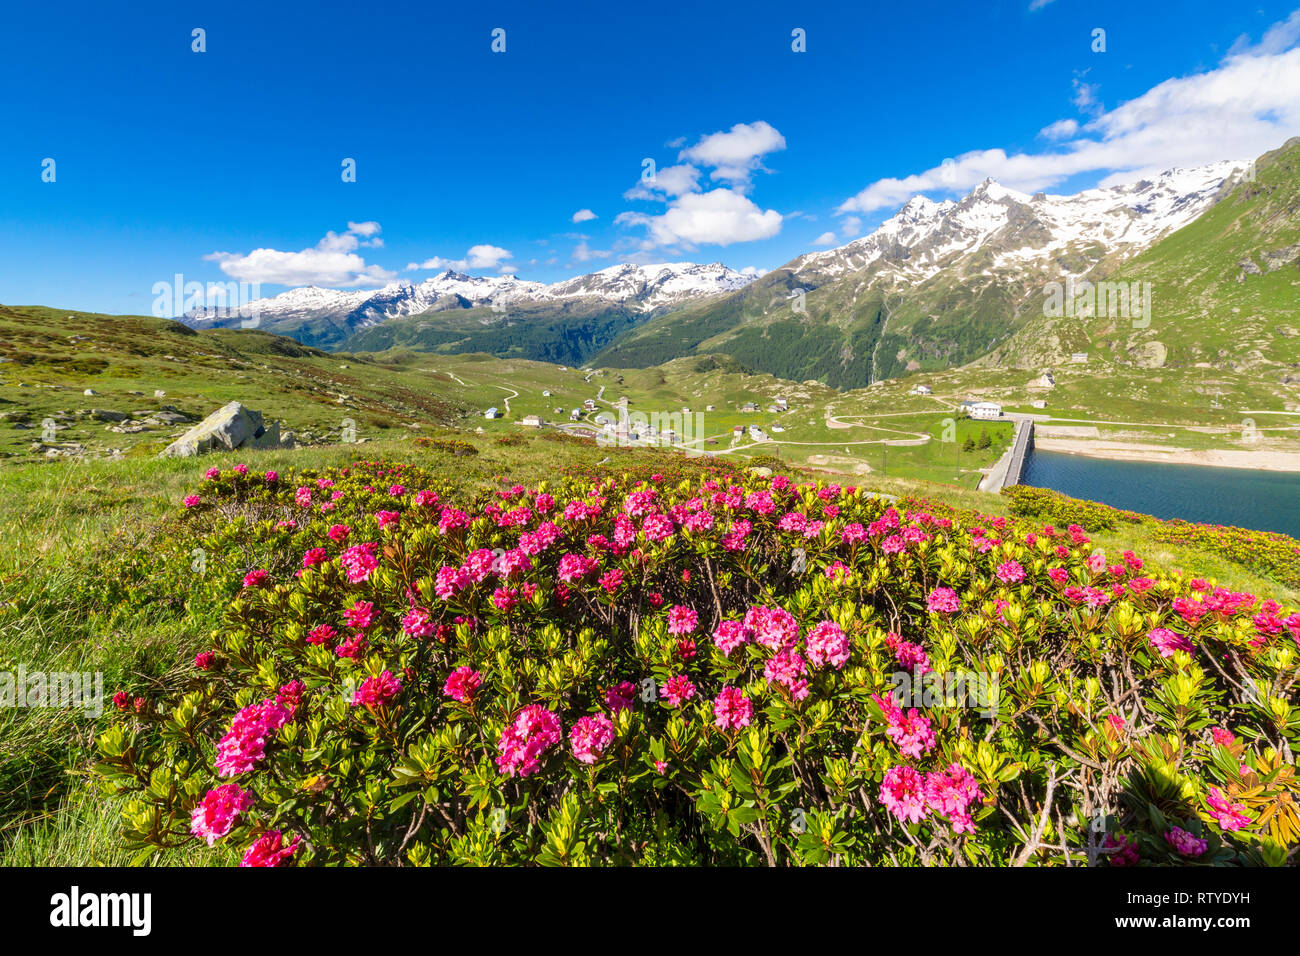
[185,261,757,332]
[792,158,1249,282]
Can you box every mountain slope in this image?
[594,160,1249,388]
[983,137,1300,384]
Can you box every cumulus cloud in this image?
[571,208,598,223]
[618,188,782,247]
[624,163,702,200]
[408,244,514,272]
[811,231,838,246]
[678,120,786,187]
[836,25,1300,215]
[205,222,395,287]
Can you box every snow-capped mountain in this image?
[789,160,1249,284]
[185,262,756,333]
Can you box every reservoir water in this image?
[1020,449,1300,538]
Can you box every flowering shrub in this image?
[95,461,1300,866]
[1004,484,1300,589]
[1001,485,1147,533]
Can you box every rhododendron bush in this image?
[95,461,1300,866]
[1003,484,1300,591]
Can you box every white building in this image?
[521,415,543,427]
[969,402,1002,421]
[484,407,499,420]
[570,409,581,421]
[912,385,932,395]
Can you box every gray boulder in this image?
[160,401,295,458]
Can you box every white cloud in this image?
[573,239,611,262]
[624,163,702,200]
[571,208,598,223]
[619,188,783,247]
[1228,9,1300,57]
[840,215,863,237]
[1039,118,1079,140]
[1028,0,1057,10]
[206,223,395,287]
[837,29,1300,215]
[410,244,514,272]
[679,121,786,187]
[811,231,838,246]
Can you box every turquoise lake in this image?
[1021,449,1300,538]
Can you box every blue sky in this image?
[2,0,1299,315]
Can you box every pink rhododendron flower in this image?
[191,783,254,846]
[557,553,599,582]
[764,649,810,701]
[873,694,936,758]
[1205,787,1251,831]
[240,830,300,867]
[215,700,293,777]
[1210,726,1236,747]
[667,605,698,635]
[242,569,268,588]
[641,513,675,542]
[334,633,367,658]
[339,542,379,583]
[569,714,615,764]
[996,560,1025,584]
[274,680,305,717]
[880,766,928,824]
[1164,827,1207,858]
[927,587,960,613]
[1148,627,1193,658]
[745,605,799,650]
[924,764,982,834]
[713,619,753,657]
[443,666,482,704]
[712,686,753,730]
[183,494,201,508]
[605,681,636,714]
[1104,832,1139,866]
[496,705,563,778]
[306,624,336,646]
[194,651,215,670]
[327,524,350,543]
[342,600,376,630]
[806,620,850,669]
[884,631,931,675]
[662,675,696,707]
[435,565,469,600]
[352,671,402,708]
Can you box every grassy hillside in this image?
[341,301,645,367]
[988,137,1300,386]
